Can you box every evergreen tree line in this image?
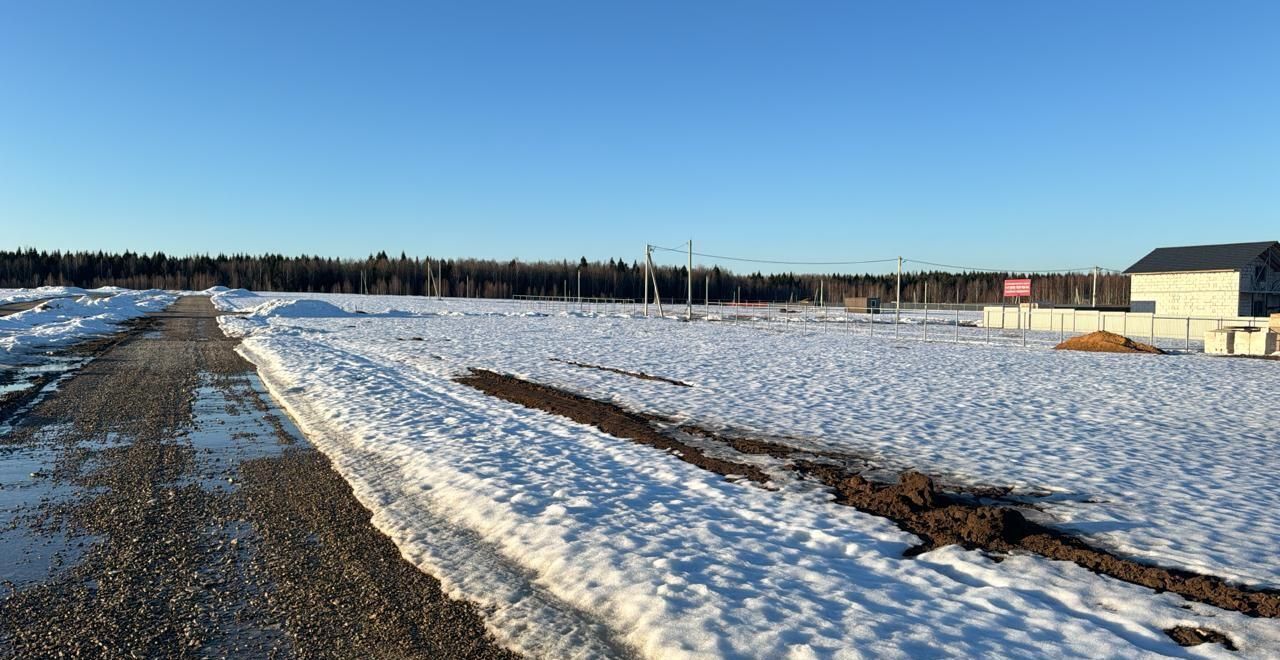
[0,248,1130,306]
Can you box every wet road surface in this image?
[0,296,517,659]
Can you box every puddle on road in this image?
[185,371,303,492]
[0,440,94,589]
[0,355,91,435]
[0,365,304,591]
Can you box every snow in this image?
[209,288,259,311]
[1,289,176,362]
[244,298,352,319]
[219,293,1280,658]
[0,286,90,305]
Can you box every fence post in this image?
[1022,308,1028,347]
[1060,313,1065,343]
[1150,316,1155,348]
[1185,317,1191,351]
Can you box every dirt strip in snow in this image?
[455,369,768,485]
[455,368,1280,636]
[548,358,694,387]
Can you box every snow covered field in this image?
[0,288,175,363]
[213,290,1280,658]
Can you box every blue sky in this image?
[2,1,1276,274]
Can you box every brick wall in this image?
[1129,270,1240,317]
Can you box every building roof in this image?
[1123,241,1280,274]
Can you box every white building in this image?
[1124,241,1280,318]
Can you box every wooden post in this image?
[895,257,902,332]
[1092,266,1098,308]
[923,281,929,342]
[643,245,650,318]
[704,274,709,318]
[686,240,693,322]
[1022,283,1029,347]
[647,250,664,318]
[954,286,960,343]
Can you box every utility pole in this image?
[643,245,650,318]
[686,239,693,321]
[705,274,709,317]
[438,260,443,299]
[646,248,664,318]
[1091,266,1099,308]
[577,269,581,306]
[896,256,903,327]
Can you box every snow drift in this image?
[1,290,176,360]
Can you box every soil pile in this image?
[1055,331,1164,354]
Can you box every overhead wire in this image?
[904,259,1118,273]
[648,245,898,267]
[646,246,1120,272]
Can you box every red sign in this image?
[1003,278,1032,297]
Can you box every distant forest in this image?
[0,249,1131,307]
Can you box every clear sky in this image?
[2,1,1277,274]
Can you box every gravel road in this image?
[0,296,518,659]
[0,300,49,317]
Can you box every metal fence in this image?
[471,295,1268,353]
[512,295,639,315]
[679,301,1269,352]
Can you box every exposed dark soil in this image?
[1055,330,1164,354]
[550,358,693,387]
[456,369,1280,623]
[0,297,519,658]
[1165,625,1238,650]
[456,369,767,484]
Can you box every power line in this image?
[649,245,898,267]
[905,259,1123,274]
[646,242,1129,273]
[649,242,690,253]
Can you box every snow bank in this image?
[222,292,1280,658]
[245,299,351,319]
[208,288,260,312]
[0,286,89,305]
[1,289,176,360]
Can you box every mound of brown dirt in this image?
[1055,331,1164,354]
